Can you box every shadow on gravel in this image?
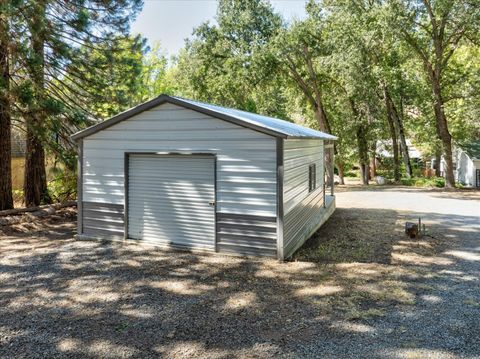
[293,208,479,265]
[0,208,479,358]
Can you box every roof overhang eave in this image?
[285,135,338,141]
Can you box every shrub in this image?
[47,168,77,202]
[400,177,445,188]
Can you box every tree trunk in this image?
[370,142,377,179]
[336,158,345,185]
[313,101,332,134]
[356,124,369,185]
[0,9,13,210]
[434,148,441,177]
[431,76,454,187]
[24,1,51,206]
[350,98,369,185]
[313,103,334,187]
[394,95,413,178]
[383,86,401,181]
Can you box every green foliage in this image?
[47,167,77,202]
[400,177,445,188]
[139,42,175,99]
[173,0,289,118]
[1,0,144,205]
[66,35,149,119]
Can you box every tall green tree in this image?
[13,0,143,205]
[66,35,148,119]
[23,0,50,206]
[0,0,13,210]
[139,42,173,100]
[175,0,287,117]
[272,17,332,135]
[271,15,339,182]
[389,0,480,187]
[322,0,415,181]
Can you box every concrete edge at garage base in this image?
[284,195,336,260]
[74,234,274,260]
[75,234,214,254]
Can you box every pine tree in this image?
[13,0,143,205]
[0,0,13,210]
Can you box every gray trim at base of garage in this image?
[216,213,277,257]
[82,202,124,239]
[75,233,280,259]
[80,200,278,258]
[79,197,335,260]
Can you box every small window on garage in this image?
[309,164,316,192]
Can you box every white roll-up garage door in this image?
[127,154,216,250]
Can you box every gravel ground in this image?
[0,187,479,359]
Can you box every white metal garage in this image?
[72,95,337,260]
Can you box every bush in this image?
[344,171,359,177]
[400,177,445,188]
[47,168,77,202]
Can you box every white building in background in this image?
[452,142,480,188]
[376,139,422,160]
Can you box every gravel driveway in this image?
[0,187,479,358]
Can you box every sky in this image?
[131,0,307,56]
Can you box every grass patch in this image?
[297,236,376,263]
[292,208,397,264]
[345,307,386,321]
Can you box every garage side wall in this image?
[283,139,324,258]
[80,103,278,257]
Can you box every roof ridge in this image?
[71,94,337,141]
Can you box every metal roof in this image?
[71,94,337,141]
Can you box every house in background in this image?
[376,139,423,162]
[452,141,480,187]
[430,141,480,187]
[72,95,337,260]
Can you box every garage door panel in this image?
[128,155,215,249]
[129,192,214,202]
[128,210,214,222]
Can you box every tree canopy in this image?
[1,0,479,209]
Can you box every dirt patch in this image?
[0,207,76,238]
[293,208,448,265]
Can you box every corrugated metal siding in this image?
[128,155,215,249]
[82,103,277,217]
[283,139,324,258]
[82,201,124,239]
[217,213,277,257]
